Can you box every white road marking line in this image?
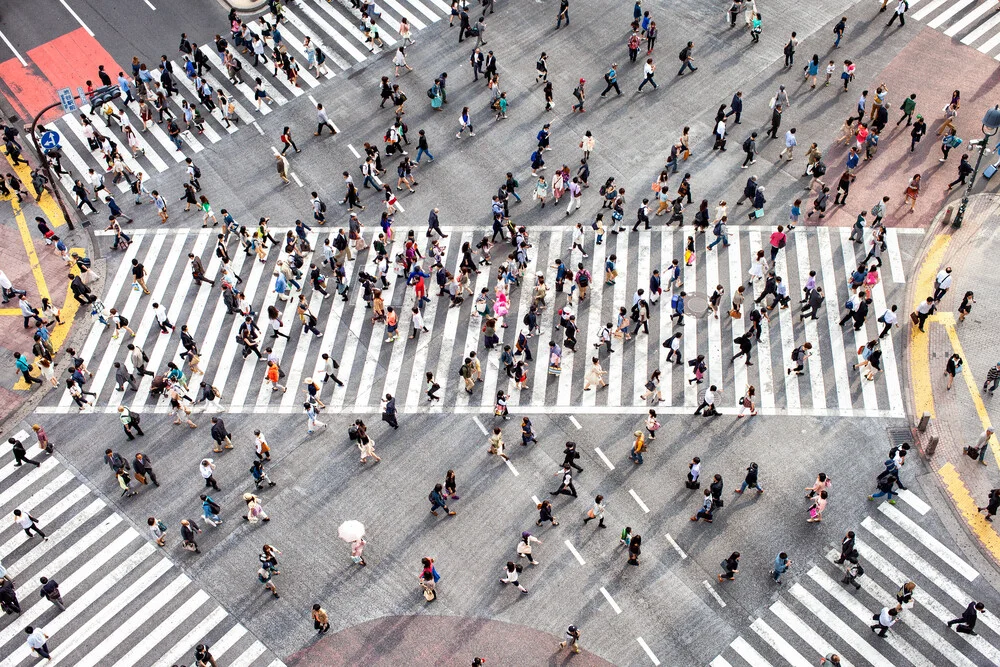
[0,543,158,667]
[807,566,936,667]
[108,590,210,667]
[750,618,810,667]
[770,599,855,667]
[204,624,247,661]
[569,415,582,429]
[664,533,687,559]
[564,540,586,565]
[636,637,660,665]
[884,229,905,283]
[703,580,727,607]
[292,172,303,187]
[505,459,519,476]
[150,606,228,667]
[143,0,156,7]
[710,658,734,667]
[629,488,649,513]
[348,143,361,158]
[228,642,267,667]
[58,0,95,36]
[877,503,977,580]
[531,495,541,506]
[850,541,1000,665]
[791,580,890,666]
[594,447,615,470]
[896,489,930,515]
[0,30,26,66]
[730,636,771,666]
[472,416,488,435]
[599,586,622,614]
[228,641,267,667]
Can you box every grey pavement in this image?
[7,1,1000,666]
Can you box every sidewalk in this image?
[0,151,93,424]
[284,614,613,667]
[906,193,1000,563]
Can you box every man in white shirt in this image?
[878,304,898,338]
[152,302,174,334]
[870,606,898,637]
[778,128,797,161]
[13,509,45,539]
[694,385,719,416]
[565,178,582,215]
[0,270,27,303]
[886,0,908,27]
[200,459,220,491]
[933,267,952,302]
[915,296,936,332]
[24,626,51,659]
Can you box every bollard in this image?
[917,412,931,432]
[925,435,939,457]
[942,206,953,225]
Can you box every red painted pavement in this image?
[0,28,121,123]
[806,28,1000,229]
[284,615,615,667]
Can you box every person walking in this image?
[38,577,66,611]
[771,552,791,583]
[499,562,527,593]
[870,606,899,637]
[25,626,52,660]
[677,42,697,75]
[558,625,581,654]
[13,509,45,539]
[627,534,642,565]
[583,495,606,527]
[965,428,995,466]
[429,483,456,516]
[735,462,763,494]
[200,458,220,491]
[691,488,714,522]
[718,552,740,582]
[516,531,542,565]
[312,604,331,633]
[886,0,909,27]
[947,601,985,635]
[551,463,578,497]
[638,58,657,91]
[10,436,40,468]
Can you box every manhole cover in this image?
[685,292,709,317]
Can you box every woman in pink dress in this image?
[493,285,509,329]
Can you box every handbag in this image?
[729,309,740,318]
[808,506,819,518]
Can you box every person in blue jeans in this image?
[867,470,904,504]
[415,130,434,163]
[707,217,729,249]
[772,552,791,582]
[734,462,763,494]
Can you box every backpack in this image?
[577,271,589,287]
[628,35,639,50]
[713,221,723,236]
[427,87,435,99]
[679,48,687,61]
[319,200,327,213]
[743,136,753,152]
[192,165,202,178]
[671,294,680,309]
[348,425,360,441]
[207,499,222,514]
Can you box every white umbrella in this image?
[338,520,365,543]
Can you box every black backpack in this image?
[743,136,753,152]
[192,165,202,178]
[679,48,687,61]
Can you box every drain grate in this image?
[886,426,914,447]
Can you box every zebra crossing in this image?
[36,223,918,417]
[710,493,1000,667]
[911,0,1000,57]
[35,0,454,196]
[0,432,284,667]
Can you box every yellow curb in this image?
[2,149,66,228]
[0,308,20,315]
[939,462,1000,562]
[909,234,951,420]
[12,247,84,391]
[11,198,50,302]
[940,312,1000,470]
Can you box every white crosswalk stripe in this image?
[38,225,917,417]
[0,434,284,667]
[911,0,1000,60]
[40,0,454,201]
[712,495,1000,667]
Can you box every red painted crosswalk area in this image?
[0,28,119,121]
